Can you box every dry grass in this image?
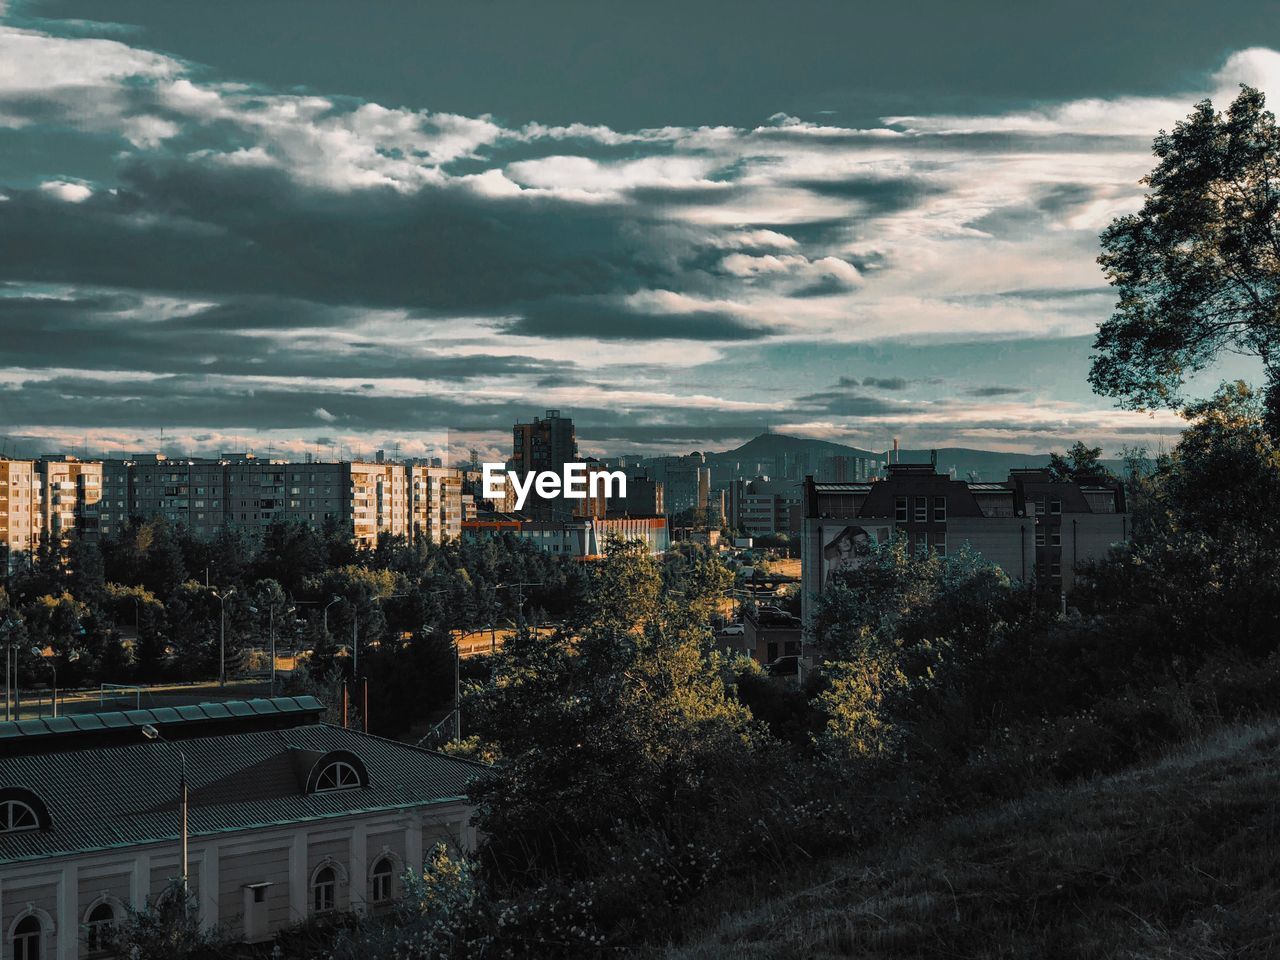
[656,721,1280,959]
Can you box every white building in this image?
[0,697,479,958]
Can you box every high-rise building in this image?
[0,459,39,576]
[35,456,103,547]
[647,453,710,516]
[510,410,578,518]
[348,461,409,548]
[411,465,464,544]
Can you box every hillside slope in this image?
[659,721,1280,959]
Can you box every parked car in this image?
[763,655,800,677]
[719,624,745,637]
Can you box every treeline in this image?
[0,520,590,734]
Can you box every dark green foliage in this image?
[1093,85,1280,429]
[98,882,232,960]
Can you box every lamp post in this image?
[142,724,188,891]
[346,593,407,731]
[1,614,21,722]
[249,600,295,697]
[322,595,342,639]
[29,647,56,717]
[211,588,235,686]
[425,589,461,742]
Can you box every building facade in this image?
[800,463,1130,629]
[727,478,802,539]
[0,460,39,577]
[510,410,578,519]
[0,697,478,958]
[0,454,465,565]
[462,514,669,559]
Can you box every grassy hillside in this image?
[659,721,1280,959]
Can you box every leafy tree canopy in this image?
[1093,85,1280,433]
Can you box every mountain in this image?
[704,433,1125,482]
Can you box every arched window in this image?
[312,866,337,913]
[1,799,40,833]
[370,857,394,903]
[13,915,41,960]
[85,902,115,956]
[314,761,361,792]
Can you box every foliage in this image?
[1093,85,1280,429]
[98,882,231,960]
[1046,440,1111,481]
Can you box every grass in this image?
[657,721,1280,959]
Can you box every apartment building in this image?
[510,410,578,519]
[345,462,408,549]
[410,465,463,544]
[646,453,711,516]
[0,453,464,569]
[0,460,39,577]
[800,461,1130,628]
[34,458,102,549]
[1003,468,1129,593]
[727,478,802,538]
[609,475,664,517]
[0,697,477,957]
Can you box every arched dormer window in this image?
[315,761,361,792]
[0,788,50,833]
[2,800,39,833]
[301,751,369,794]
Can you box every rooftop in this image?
[0,698,481,865]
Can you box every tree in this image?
[467,538,757,885]
[1093,86,1280,434]
[1047,441,1111,482]
[98,882,230,960]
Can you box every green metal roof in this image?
[0,719,480,865]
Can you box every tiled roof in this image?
[0,721,481,865]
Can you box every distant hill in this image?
[705,433,1129,482]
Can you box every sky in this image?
[0,0,1276,463]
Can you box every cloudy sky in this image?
[0,0,1274,462]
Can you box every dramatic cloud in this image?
[0,7,1269,458]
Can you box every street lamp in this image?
[248,600,295,697]
[346,593,408,684]
[142,724,188,891]
[322,595,342,639]
[425,589,461,743]
[1,614,21,722]
[210,588,235,686]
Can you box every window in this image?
[1050,531,1061,547]
[13,915,40,960]
[1,799,39,833]
[85,903,114,955]
[1033,498,1046,516]
[933,496,946,522]
[312,866,337,913]
[895,496,907,523]
[914,496,928,522]
[1035,529,1046,547]
[371,857,394,903]
[1050,498,1062,515]
[314,760,362,792]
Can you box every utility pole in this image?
[142,725,188,892]
[212,588,234,686]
